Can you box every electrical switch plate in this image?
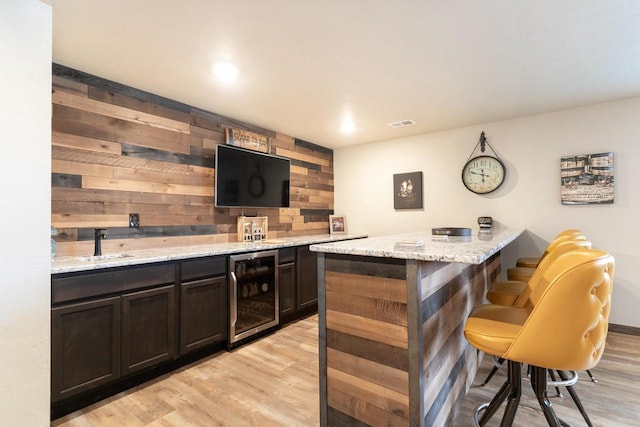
[129,213,140,228]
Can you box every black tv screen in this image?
[215,144,291,208]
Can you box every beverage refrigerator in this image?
[228,250,279,346]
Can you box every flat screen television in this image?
[215,144,291,208]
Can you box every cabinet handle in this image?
[230,271,237,327]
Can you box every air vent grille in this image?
[388,119,416,128]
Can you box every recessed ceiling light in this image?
[340,121,356,133]
[213,61,239,83]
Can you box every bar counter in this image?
[51,233,366,274]
[310,227,522,427]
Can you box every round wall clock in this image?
[461,155,506,194]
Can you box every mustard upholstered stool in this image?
[464,249,614,426]
[487,239,592,307]
[481,239,592,389]
[508,232,587,282]
[515,229,584,268]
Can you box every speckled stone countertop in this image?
[52,234,367,275]
[310,227,523,265]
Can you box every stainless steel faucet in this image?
[94,228,107,256]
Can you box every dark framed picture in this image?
[329,215,347,234]
[560,152,614,205]
[393,172,423,210]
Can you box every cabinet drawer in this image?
[279,247,296,264]
[52,263,176,305]
[181,256,226,281]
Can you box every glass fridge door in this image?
[229,250,279,344]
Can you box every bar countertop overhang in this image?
[310,227,523,264]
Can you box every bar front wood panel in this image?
[319,252,501,427]
[51,64,335,256]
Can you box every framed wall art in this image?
[393,171,423,210]
[329,215,347,234]
[560,152,614,205]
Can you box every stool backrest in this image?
[554,229,583,239]
[514,239,592,308]
[538,232,587,262]
[504,250,614,371]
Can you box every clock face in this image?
[462,155,506,194]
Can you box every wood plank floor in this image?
[52,315,640,426]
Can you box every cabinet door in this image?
[51,296,121,402]
[296,245,318,310]
[180,276,227,354]
[121,285,175,375]
[278,262,296,319]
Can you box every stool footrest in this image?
[472,402,489,427]
[547,370,578,387]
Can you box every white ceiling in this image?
[46,0,640,149]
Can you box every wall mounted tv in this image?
[215,144,291,208]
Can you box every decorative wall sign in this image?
[560,152,614,204]
[329,215,347,234]
[393,171,423,209]
[225,127,270,153]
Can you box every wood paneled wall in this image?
[318,252,501,426]
[51,64,334,257]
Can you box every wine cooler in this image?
[229,250,279,346]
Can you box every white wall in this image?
[0,0,52,424]
[335,97,640,328]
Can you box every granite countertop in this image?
[52,234,367,275]
[310,227,523,264]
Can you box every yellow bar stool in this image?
[515,229,584,268]
[508,231,587,282]
[464,250,614,426]
[483,240,597,393]
[487,239,592,307]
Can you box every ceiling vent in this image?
[388,119,416,128]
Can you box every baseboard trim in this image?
[609,323,640,336]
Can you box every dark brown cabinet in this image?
[121,285,175,375]
[278,245,318,325]
[278,246,296,323]
[51,296,121,402]
[180,277,227,353]
[278,261,296,319]
[51,242,340,415]
[179,256,227,354]
[51,263,175,403]
[296,245,318,310]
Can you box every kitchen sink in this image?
[75,253,132,262]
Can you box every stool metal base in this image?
[473,362,569,427]
[473,361,523,426]
[555,370,594,427]
[479,360,594,426]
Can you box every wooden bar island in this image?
[310,228,522,427]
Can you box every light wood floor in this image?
[52,315,640,426]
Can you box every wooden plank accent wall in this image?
[420,254,501,426]
[51,64,334,256]
[318,252,501,427]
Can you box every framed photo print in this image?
[560,152,614,205]
[329,215,347,234]
[393,171,423,210]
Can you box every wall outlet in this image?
[129,213,140,228]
